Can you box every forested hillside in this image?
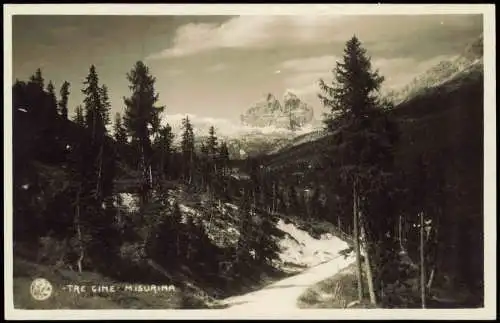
[11,33,484,309]
[258,39,484,308]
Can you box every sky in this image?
[12,14,483,132]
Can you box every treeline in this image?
[12,62,280,295]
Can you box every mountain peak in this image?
[241,92,314,129]
[284,89,299,101]
[266,92,278,102]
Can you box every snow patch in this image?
[276,219,349,269]
[179,204,201,217]
[118,193,139,213]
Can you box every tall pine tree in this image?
[319,35,399,305]
[180,116,195,184]
[123,61,165,207]
[114,112,128,146]
[46,81,58,116]
[153,124,175,180]
[58,81,70,119]
[100,84,112,126]
[82,65,106,142]
[73,105,85,128]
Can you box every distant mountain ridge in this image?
[385,34,483,104]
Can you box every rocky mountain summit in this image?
[240,91,315,130]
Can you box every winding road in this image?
[220,253,355,311]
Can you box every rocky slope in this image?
[240,91,315,130]
[385,34,483,104]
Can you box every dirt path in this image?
[220,253,355,311]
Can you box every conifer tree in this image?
[58,81,70,119]
[319,35,399,305]
[153,124,175,180]
[100,84,112,127]
[199,141,210,188]
[123,61,165,206]
[114,112,128,146]
[219,141,230,177]
[205,126,221,187]
[30,68,44,89]
[82,65,105,142]
[207,126,218,156]
[73,105,85,128]
[46,81,58,116]
[180,116,195,184]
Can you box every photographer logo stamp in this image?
[30,278,53,301]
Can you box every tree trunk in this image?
[399,215,403,250]
[160,145,165,180]
[427,267,435,290]
[420,212,426,308]
[353,181,364,301]
[95,143,104,199]
[149,165,153,190]
[272,183,276,215]
[360,213,377,306]
[75,189,84,274]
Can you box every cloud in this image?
[147,16,278,59]
[146,16,347,59]
[205,63,228,73]
[279,55,339,98]
[146,14,481,60]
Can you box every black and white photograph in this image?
[4,4,496,320]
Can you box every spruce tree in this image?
[100,84,112,126]
[30,68,44,89]
[114,112,128,146]
[46,81,58,116]
[180,116,195,184]
[219,141,230,177]
[82,65,105,142]
[319,35,399,305]
[123,61,165,206]
[153,124,175,180]
[73,105,85,128]
[58,81,70,119]
[207,126,218,156]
